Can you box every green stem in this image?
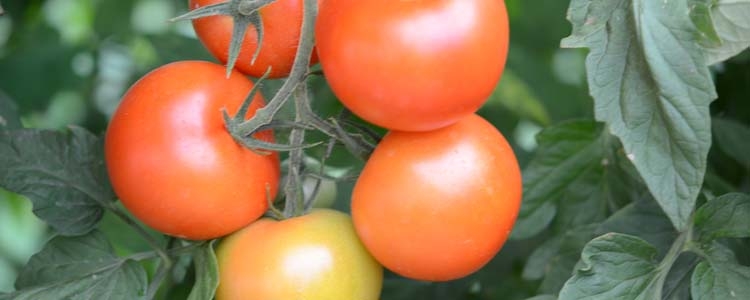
[232,0,318,138]
[283,84,308,218]
[653,223,692,298]
[145,258,171,300]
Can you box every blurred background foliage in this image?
[5,0,746,299]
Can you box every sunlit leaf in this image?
[562,0,717,230]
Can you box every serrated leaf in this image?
[694,193,750,242]
[6,231,147,300]
[486,70,551,126]
[558,233,666,300]
[187,241,218,300]
[562,0,717,231]
[513,120,635,239]
[0,92,21,129]
[705,0,750,64]
[712,118,750,170]
[0,128,115,235]
[691,242,750,300]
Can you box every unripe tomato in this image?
[216,209,383,300]
[105,61,279,240]
[316,0,510,131]
[351,114,522,281]
[189,0,317,78]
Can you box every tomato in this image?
[189,0,316,78]
[105,61,279,240]
[351,114,522,281]
[216,209,383,300]
[315,0,509,131]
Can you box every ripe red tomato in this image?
[216,209,383,300]
[105,61,279,240]
[189,0,316,78]
[315,0,510,131]
[351,114,522,281]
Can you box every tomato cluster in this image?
[104,0,518,298]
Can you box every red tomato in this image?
[315,0,510,131]
[105,61,279,240]
[351,114,522,281]
[216,209,383,300]
[189,0,317,78]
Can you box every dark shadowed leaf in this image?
[0,92,21,129]
[562,0,717,231]
[513,120,638,239]
[5,231,147,300]
[512,121,603,239]
[712,118,750,170]
[0,127,114,235]
[694,193,750,242]
[526,295,557,300]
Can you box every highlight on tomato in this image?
[105,60,280,240]
[315,0,510,131]
[216,209,383,300]
[351,114,522,281]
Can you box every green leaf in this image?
[513,120,636,239]
[558,233,664,300]
[187,241,218,300]
[691,242,750,300]
[712,118,750,170]
[694,193,750,242]
[527,199,677,296]
[486,70,551,126]
[663,253,700,300]
[704,0,750,64]
[5,231,147,300]
[535,225,599,294]
[562,0,717,231]
[597,199,677,255]
[0,92,21,130]
[0,127,114,236]
[688,0,722,47]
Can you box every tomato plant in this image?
[189,0,316,78]
[315,0,509,131]
[351,114,522,281]
[105,60,280,240]
[215,209,383,300]
[2,1,750,300]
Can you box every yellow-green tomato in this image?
[216,209,383,300]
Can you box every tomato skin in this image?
[351,114,521,281]
[216,209,383,300]
[315,0,509,131]
[105,61,279,240]
[189,0,316,78]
